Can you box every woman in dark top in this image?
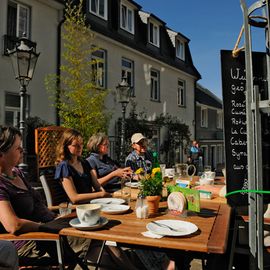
[0,126,64,263]
[55,129,110,204]
[55,129,140,269]
[86,133,132,192]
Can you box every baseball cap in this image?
[131,133,146,144]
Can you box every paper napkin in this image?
[141,231,163,239]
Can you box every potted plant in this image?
[135,167,163,214]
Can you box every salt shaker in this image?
[135,194,149,219]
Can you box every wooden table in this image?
[60,201,231,268]
[113,176,227,204]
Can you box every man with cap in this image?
[125,133,153,174]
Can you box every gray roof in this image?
[196,84,222,109]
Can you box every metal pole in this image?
[18,84,28,173]
[120,102,127,166]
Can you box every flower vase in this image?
[146,195,161,214]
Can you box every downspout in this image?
[56,13,65,125]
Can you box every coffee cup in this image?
[76,204,101,226]
[164,168,175,178]
[204,171,216,179]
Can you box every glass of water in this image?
[121,178,131,204]
[204,165,212,172]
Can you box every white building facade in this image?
[0,0,63,126]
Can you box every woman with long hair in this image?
[55,128,110,204]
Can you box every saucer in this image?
[90,198,125,205]
[101,204,130,214]
[69,216,108,231]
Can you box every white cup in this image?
[199,177,214,186]
[76,204,101,226]
[164,168,175,178]
[204,171,216,179]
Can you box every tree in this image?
[45,0,111,150]
[119,102,191,165]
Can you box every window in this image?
[177,80,186,106]
[201,107,208,127]
[120,2,134,34]
[148,21,160,47]
[201,145,208,167]
[216,145,224,164]
[7,1,30,38]
[121,58,134,96]
[5,92,29,127]
[89,0,107,20]
[150,69,160,101]
[176,39,185,61]
[91,49,106,88]
[217,110,223,129]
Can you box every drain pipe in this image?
[56,13,65,125]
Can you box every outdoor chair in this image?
[0,231,64,269]
[40,168,69,208]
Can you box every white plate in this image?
[101,204,130,214]
[125,182,140,188]
[146,220,198,236]
[90,198,125,205]
[69,217,108,231]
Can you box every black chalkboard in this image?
[221,50,269,207]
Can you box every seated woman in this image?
[55,129,141,269]
[0,126,88,265]
[54,129,110,203]
[86,133,132,192]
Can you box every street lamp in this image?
[116,76,132,165]
[7,36,40,172]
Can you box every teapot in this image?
[175,163,196,177]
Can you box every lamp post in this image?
[116,76,132,165]
[8,36,40,172]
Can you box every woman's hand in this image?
[114,167,132,178]
[100,187,112,198]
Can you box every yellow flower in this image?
[151,167,161,177]
[135,168,144,175]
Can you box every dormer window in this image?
[89,0,107,20]
[176,39,185,61]
[148,21,160,47]
[7,1,30,38]
[120,1,134,34]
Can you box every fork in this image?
[152,221,183,232]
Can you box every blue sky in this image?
[135,0,266,99]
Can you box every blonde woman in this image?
[86,133,132,192]
[55,129,110,204]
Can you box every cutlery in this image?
[152,221,184,232]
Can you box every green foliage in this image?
[45,0,111,149]
[119,103,191,164]
[140,169,163,196]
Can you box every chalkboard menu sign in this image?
[221,50,269,207]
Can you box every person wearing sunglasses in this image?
[125,133,153,174]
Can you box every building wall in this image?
[0,0,63,126]
[93,33,196,140]
[196,102,225,171]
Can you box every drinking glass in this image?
[160,164,166,179]
[121,178,131,204]
[204,165,212,172]
[59,202,72,217]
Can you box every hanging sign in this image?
[220,49,268,206]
